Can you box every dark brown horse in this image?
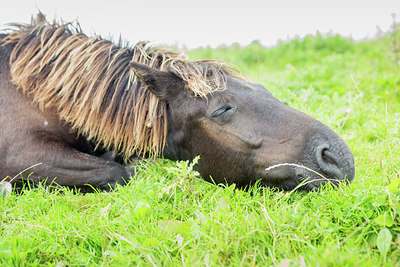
[0,18,355,192]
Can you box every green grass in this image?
[1,30,400,266]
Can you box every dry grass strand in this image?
[265,163,329,180]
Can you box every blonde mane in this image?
[3,19,243,159]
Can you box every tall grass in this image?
[1,30,400,265]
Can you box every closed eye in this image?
[211,105,236,118]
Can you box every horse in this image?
[0,17,355,192]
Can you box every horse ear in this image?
[130,62,182,100]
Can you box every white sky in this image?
[1,0,399,49]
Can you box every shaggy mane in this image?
[2,18,243,159]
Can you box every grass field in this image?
[1,27,400,266]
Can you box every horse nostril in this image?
[315,144,343,181]
[321,148,338,166]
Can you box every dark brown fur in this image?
[0,17,355,191]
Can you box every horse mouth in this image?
[259,173,338,191]
[261,162,352,191]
